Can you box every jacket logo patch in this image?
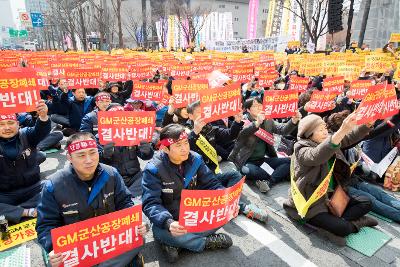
[62,210,78,215]
[162,182,174,185]
[162,188,173,193]
[62,203,78,208]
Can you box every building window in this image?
[235,6,239,9]
[219,4,225,8]
[234,18,239,22]
[263,9,268,13]
[234,32,238,35]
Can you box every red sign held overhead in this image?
[323,76,344,95]
[348,80,373,99]
[98,111,155,146]
[132,81,163,102]
[289,76,309,93]
[172,79,208,108]
[200,82,242,123]
[263,90,298,119]
[306,90,337,113]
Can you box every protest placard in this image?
[98,111,155,146]
[179,177,245,232]
[51,205,143,267]
[200,82,241,123]
[263,90,298,119]
[132,81,163,102]
[172,79,208,108]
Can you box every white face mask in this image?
[276,83,285,90]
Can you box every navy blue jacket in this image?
[142,151,223,229]
[60,92,95,130]
[0,119,51,192]
[80,109,99,134]
[36,163,134,252]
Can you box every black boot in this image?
[161,244,180,263]
[205,233,233,250]
[351,216,378,231]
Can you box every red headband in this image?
[158,131,188,148]
[96,95,111,102]
[108,106,124,112]
[0,114,17,121]
[67,140,97,154]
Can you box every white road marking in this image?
[235,216,317,267]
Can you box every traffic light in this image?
[328,0,344,33]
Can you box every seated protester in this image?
[36,132,148,267]
[48,79,71,126]
[58,87,96,136]
[80,92,112,135]
[229,97,300,193]
[325,111,400,223]
[186,100,243,164]
[161,97,189,127]
[106,81,133,106]
[17,112,63,151]
[283,114,378,245]
[99,104,154,197]
[142,124,233,263]
[154,83,172,127]
[0,100,51,223]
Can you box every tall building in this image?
[25,0,49,13]
[353,0,400,49]
[0,0,18,47]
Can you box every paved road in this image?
[23,140,400,267]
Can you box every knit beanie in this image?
[297,114,325,139]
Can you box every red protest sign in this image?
[0,70,49,90]
[258,71,279,87]
[356,83,398,124]
[63,68,101,88]
[170,64,192,79]
[207,70,231,88]
[263,90,298,119]
[172,79,208,108]
[323,76,344,95]
[289,76,309,93]
[179,177,245,232]
[231,66,254,82]
[254,60,275,77]
[130,66,154,80]
[349,80,373,99]
[307,90,336,113]
[98,111,155,146]
[51,205,143,267]
[132,81,163,102]
[0,89,41,113]
[200,82,241,123]
[101,66,129,82]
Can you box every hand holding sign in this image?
[291,110,302,124]
[48,251,63,267]
[194,117,207,135]
[36,100,49,121]
[169,221,187,237]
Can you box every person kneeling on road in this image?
[36,132,148,267]
[142,124,233,263]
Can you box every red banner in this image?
[307,91,337,113]
[231,66,254,82]
[258,71,279,88]
[51,205,143,267]
[63,68,101,88]
[170,64,192,79]
[289,76,309,93]
[0,88,41,113]
[0,70,49,90]
[356,83,398,124]
[243,120,275,145]
[254,60,275,77]
[200,82,241,123]
[349,80,373,99]
[130,66,154,80]
[263,90,298,119]
[179,177,245,232]
[132,81,163,102]
[172,80,208,108]
[98,111,155,146]
[323,76,344,95]
[101,66,130,82]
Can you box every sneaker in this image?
[205,233,233,250]
[240,203,268,223]
[161,244,179,263]
[256,180,270,193]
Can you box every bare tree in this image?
[111,0,124,48]
[169,0,210,46]
[123,7,154,47]
[284,0,330,48]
